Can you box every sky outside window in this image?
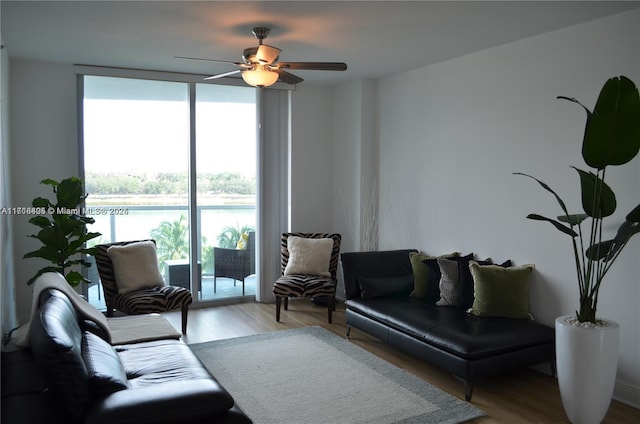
[84,76,256,178]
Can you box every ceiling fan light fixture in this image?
[242,67,279,87]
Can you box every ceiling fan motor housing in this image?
[252,27,270,41]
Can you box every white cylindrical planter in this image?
[555,316,619,424]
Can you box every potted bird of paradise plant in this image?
[515,75,640,424]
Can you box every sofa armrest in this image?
[341,249,417,299]
[86,379,234,424]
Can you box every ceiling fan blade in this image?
[277,62,347,71]
[274,69,304,85]
[204,69,242,80]
[174,56,248,67]
[257,45,281,65]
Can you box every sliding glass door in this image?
[195,85,257,300]
[82,75,256,309]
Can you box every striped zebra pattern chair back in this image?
[273,232,341,323]
[93,239,192,334]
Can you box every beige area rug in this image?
[190,326,484,424]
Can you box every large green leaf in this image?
[527,214,578,237]
[604,220,640,260]
[31,197,52,208]
[67,232,101,252]
[626,203,640,223]
[79,245,100,257]
[513,173,573,219]
[40,178,59,187]
[65,271,85,288]
[34,227,68,251]
[586,240,614,260]
[582,76,640,169]
[557,213,588,226]
[28,216,52,228]
[23,246,67,267]
[574,167,616,218]
[58,215,84,235]
[56,177,85,208]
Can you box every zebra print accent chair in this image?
[93,240,193,334]
[273,233,341,323]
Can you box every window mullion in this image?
[188,82,199,297]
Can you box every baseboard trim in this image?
[614,379,640,409]
[529,365,640,410]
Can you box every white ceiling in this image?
[2,1,639,86]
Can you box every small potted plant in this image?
[24,177,102,287]
[515,76,640,424]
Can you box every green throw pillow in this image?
[469,262,534,319]
[409,251,458,299]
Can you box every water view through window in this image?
[82,76,256,308]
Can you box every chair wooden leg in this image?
[241,279,245,296]
[284,297,289,310]
[181,305,189,334]
[327,296,334,323]
[214,277,217,293]
[275,296,282,322]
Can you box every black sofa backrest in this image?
[341,249,417,300]
[29,289,90,423]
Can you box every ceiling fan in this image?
[176,27,347,87]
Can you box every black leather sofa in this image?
[341,249,555,401]
[1,289,251,424]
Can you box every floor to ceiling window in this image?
[81,75,257,309]
[195,84,257,300]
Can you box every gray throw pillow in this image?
[436,257,460,306]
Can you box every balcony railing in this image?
[89,203,256,261]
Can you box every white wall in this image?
[368,10,639,406]
[330,79,379,256]
[289,84,334,232]
[329,80,379,298]
[9,60,79,323]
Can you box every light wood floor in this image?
[163,299,640,424]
